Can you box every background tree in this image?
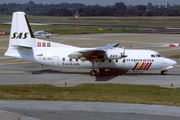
[114,2,126,16]
[0,1,180,16]
[135,5,146,16]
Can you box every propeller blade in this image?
[122,47,127,58]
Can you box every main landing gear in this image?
[90,69,106,76]
[90,60,105,76]
[90,69,97,76]
[90,61,98,76]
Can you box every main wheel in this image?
[90,70,97,76]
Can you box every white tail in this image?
[5,11,78,60]
[5,11,36,59]
[8,11,35,48]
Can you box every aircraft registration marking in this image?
[133,62,152,70]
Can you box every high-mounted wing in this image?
[102,43,119,48]
[68,43,125,61]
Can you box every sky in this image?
[0,0,179,6]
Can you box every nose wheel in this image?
[90,70,97,76]
[161,69,168,75]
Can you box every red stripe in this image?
[145,62,152,70]
[141,63,147,70]
[143,63,150,70]
[138,62,144,70]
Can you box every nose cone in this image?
[165,58,177,66]
[172,60,177,65]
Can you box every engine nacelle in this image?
[68,52,82,59]
[105,49,122,59]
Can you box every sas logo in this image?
[11,32,29,39]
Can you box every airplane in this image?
[4,11,177,76]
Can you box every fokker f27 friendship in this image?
[5,12,177,76]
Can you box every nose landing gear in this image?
[161,69,168,75]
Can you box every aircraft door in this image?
[52,56,59,66]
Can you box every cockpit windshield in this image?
[151,54,161,58]
[151,55,155,57]
[156,54,161,57]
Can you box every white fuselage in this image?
[9,46,175,72]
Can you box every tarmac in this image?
[1,101,180,120]
[0,33,180,120]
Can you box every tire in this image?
[161,70,166,75]
[90,70,97,76]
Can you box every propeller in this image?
[121,47,127,58]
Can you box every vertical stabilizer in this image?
[9,11,35,48]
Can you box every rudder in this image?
[9,11,35,48]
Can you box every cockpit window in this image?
[151,54,161,58]
[151,55,155,57]
[156,54,161,57]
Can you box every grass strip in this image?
[168,55,180,59]
[0,24,147,36]
[1,16,180,27]
[0,84,180,106]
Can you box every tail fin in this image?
[8,11,35,48]
[5,11,78,59]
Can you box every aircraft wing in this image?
[102,43,119,48]
[68,43,120,61]
[79,43,119,54]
